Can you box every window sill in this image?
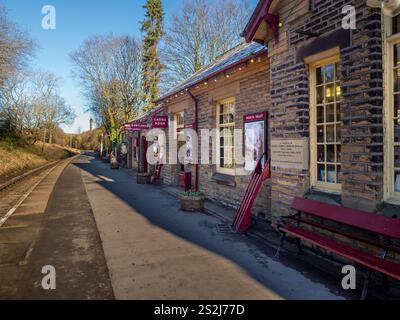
[212,173,236,187]
[384,197,400,206]
[311,186,342,196]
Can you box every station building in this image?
[127,0,400,227]
[155,42,272,217]
[240,0,400,220]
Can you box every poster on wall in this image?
[244,112,267,172]
[184,126,195,164]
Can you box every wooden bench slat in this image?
[291,197,400,239]
[286,216,400,255]
[281,224,400,280]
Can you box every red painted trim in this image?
[242,0,279,44]
[242,0,270,43]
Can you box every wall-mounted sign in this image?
[271,139,309,170]
[244,112,268,171]
[244,112,267,123]
[125,121,149,131]
[184,123,195,129]
[152,115,169,129]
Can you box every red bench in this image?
[275,197,400,299]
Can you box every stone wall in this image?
[161,53,272,218]
[267,0,383,219]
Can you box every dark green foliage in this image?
[140,0,164,112]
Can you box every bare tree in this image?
[70,34,143,147]
[0,6,35,89]
[161,0,252,90]
[0,69,75,145]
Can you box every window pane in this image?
[395,171,400,192]
[317,86,324,104]
[395,95,400,118]
[327,165,336,183]
[336,83,341,99]
[317,145,325,162]
[316,67,324,85]
[317,126,324,143]
[395,147,400,168]
[325,64,334,82]
[326,83,335,103]
[326,104,335,122]
[395,44,400,67]
[393,16,400,35]
[336,126,341,142]
[318,164,325,182]
[327,145,335,163]
[336,103,341,122]
[326,125,335,143]
[395,121,400,143]
[394,68,400,92]
[317,106,324,123]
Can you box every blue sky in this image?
[3,0,257,133]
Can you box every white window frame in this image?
[384,16,400,203]
[309,55,342,193]
[216,97,236,175]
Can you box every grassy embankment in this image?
[0,135,78,184]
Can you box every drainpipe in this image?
[188,90,199,193]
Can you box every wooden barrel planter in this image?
[110,161,120,169]
[137,173,151,184]
[179,192,205,212]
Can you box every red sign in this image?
[244,112,267,123]
[184,123,195,129]
[152,115,169,129]
[125,121,149,131]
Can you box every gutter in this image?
[188,90,199,193]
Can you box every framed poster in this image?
[244,112,268,172]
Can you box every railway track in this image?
[0,159,66,226]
